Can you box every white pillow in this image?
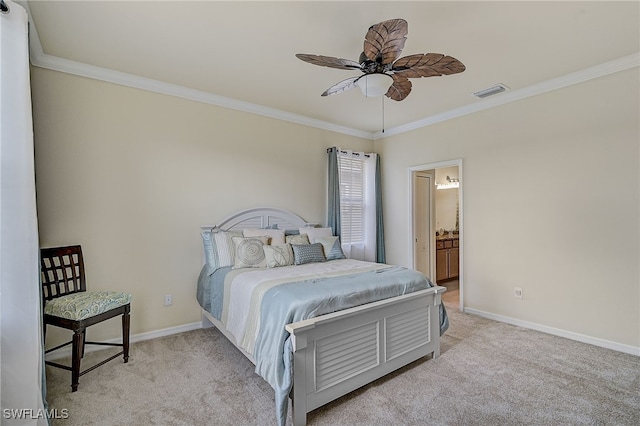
[286,234,309,245]
[299,227,332,242]
[214,231,241,267]
[232,236,269,268]
[263,244,294,268]
[243,228,285,245]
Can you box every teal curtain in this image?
[375,154,386,263]
[327,147,341,237]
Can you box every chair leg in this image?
[71,329,84,392]
[122,309,130,363]
[81,330,87,358]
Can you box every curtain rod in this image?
[326,147,371,158]
[1,0,9,14]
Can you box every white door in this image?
[413,171,434,277]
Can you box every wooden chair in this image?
[41,245,131,392]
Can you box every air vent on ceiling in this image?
[473,83,509,99]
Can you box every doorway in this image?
[409,160,463,311]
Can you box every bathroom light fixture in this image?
[436,176,459,190]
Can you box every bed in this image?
[197,207,447,426]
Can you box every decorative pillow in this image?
[286,233,309,245]
[299,227,333,242]
[201,230,216,271]
[263,244,294,268]
[214,231,242,266]
[243,228,286,245]
[292,243,326,265]
[201,229,243,274]
[314,236,346,261]
[232,236,268,268]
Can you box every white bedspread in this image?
[221,259,386,354]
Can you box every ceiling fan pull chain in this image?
[381,95,385,133]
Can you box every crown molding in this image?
[20,1,374,140]
[374,52,640,140]
[29,50,375,141]
[20,1,639,142]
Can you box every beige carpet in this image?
[45,303,640,425]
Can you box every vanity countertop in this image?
[436,234,459,241]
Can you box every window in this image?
[333,149,381,262]
[338,153,366,245]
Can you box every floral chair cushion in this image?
[44,291,131,321]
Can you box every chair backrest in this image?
[41,245,86,302]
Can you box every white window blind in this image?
[338,154,365,245]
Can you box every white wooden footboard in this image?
[285,286,445,426]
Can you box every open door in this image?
[412,171,435,278]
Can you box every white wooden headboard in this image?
[201,207,316,233]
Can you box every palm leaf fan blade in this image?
[295,54,361,70]
[322,76,360,96]
[393,53,466,78]
[363,19,408,64]
[385,74,412,101]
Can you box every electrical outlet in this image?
[514,287,523,299]
[164,294,173,306]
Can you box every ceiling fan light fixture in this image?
[296,19,465,103]
[358,73,393,97]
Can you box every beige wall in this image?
[31,68,373,347]
[31,64,639,352]
[375,68,639,349]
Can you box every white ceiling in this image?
[23,1,640,138]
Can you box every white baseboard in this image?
[464,307,640,357]
[46,310,640,360]
[45,321,203,361]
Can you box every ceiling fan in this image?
[296,18,465,101]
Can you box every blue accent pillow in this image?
[201,230,242,275]
[314,236,346,261]
[292,243,326,265]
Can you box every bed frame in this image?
[200,207,445,426]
